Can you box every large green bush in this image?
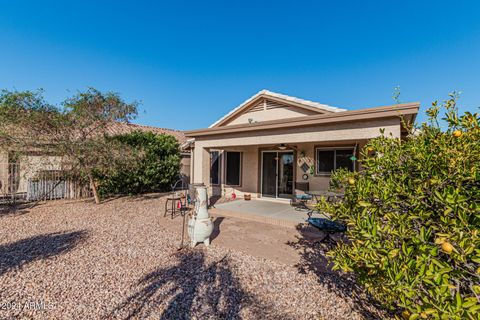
[97,131,181,197]
[320,95,480,319]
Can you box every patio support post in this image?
[192,144,210,187]
[189,148,195,183]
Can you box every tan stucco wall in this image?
[195,141,368,197]
[193,146,210,186]
[227,106,318,126]
[222,146,258,198]
[195,146,259,198]
[191,117,400,197]
[294,141,367,192]
[194,117,400,148]
[16,156,63,193]
[180,154,191,182]
[0,154,63,195]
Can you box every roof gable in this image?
[210,90,346,128]
[186,102,420,138]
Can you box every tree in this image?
[0,88,139,203]
[97,131,181,197]
[319,94,480,319]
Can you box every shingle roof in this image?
[209,89,347,128]
[105,122,186,145]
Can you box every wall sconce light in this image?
[278,144,287,150]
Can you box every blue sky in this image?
[0,1,479,130]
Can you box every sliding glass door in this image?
[261,151,294,199]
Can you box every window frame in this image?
[210,150,221,185]
[224,151,242,187]
[314,146,355,176]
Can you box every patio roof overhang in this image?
[185,102,419,138]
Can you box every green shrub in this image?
[97,131,181,197]
[319,95,480,319]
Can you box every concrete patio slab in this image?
[211,199,317,227]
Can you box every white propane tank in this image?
[187,185,213,247]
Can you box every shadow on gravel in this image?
[0,230,89,276]
[130,193,170,202]
[0,203,32,217]
[110,250,287,320]
[287,224,389,319]
[97,193,170,205]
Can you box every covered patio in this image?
[210,199,328,227]
[215,199,306,223]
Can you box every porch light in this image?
[278,144,287,150]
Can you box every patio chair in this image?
[290,194,319,218]
[164,178,190,219]
[291,182,315,211]
[290,194,310,210]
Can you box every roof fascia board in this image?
[186,103,419,137]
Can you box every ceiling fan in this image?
[274,143,298,150]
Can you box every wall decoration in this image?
[301,162,310,173]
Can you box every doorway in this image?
[261,151,294,199]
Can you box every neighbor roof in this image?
[105,122,186,145]
[209,89,347,128]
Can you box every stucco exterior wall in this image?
[196,146,259,198]
[16,156,63,193]
[193,146,210,186]
[194,117,400,148]
[222,145,258,198]
[191,117,401,197]
[194,141,370,198]
[227,106,318,126]
[180,154,191,182]
[294,140,367,192]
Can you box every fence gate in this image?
[0,163,89,205]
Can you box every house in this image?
[185,90,419,200]
[0,123,189,199]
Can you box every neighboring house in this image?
[185,90,419,200]
[0,123,189,198]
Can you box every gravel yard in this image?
[0,196,388,319]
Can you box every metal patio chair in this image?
[164,178,190,219]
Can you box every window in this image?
[316,147,355,175]
[225,151,241,186]
[210,151,221,185]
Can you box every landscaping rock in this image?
[0,196,388,319]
